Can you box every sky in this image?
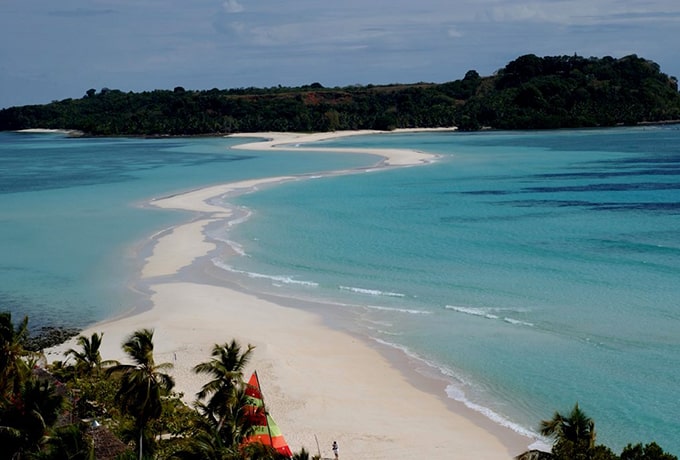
[2,0,680,108]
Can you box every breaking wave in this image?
[503,317,534,327]
[363,304,431,315]
[339,285,406,298]
[445,305,534,327]
[371,337,539,441]
[445,305,499,319]
[212,259,319,287]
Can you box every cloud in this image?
[447,27,464,38]
[2,0,680,107]
[47,8,116,18]
[480,1,680,26]
[216,12,392,49]
[580,10,680,24]
[223,0,244,13]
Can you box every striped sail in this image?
[243,372,293,457]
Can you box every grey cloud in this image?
[48,8,116,18]
[223,0,244,14]
[3,0,680,108]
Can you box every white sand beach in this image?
[229,129,445,166]
[16,128,84,136]
[50,130,534,459]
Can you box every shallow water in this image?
[0,132,374,328]
[225,127,680,453]
[2,127,679,454]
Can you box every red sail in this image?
[242,372,293,457]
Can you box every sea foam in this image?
[444,384,541,441]
[371,337,540,442]
[445,305,499,319]
[445,305,535,327]
[363,304,431,315]
[339,285,406,298]
[503,317,534,327]
[212,259,319,287]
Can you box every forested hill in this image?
[1,54,679,135]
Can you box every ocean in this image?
[1,127,679,454]
[0,132,374,327]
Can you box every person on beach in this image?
[332,441,339,459]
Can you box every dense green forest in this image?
[1,54,679,135]
[2,312,678,459]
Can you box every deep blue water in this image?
[1,127,679,454]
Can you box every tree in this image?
[241,441,288,460]
[0,312,31,401]
[34,423,93,460]
[621,442,678,460]
[551,442,618,460]
[170,415,241,460]
[521,406,678,460]
[1,313,71,459]
[64,332,104,377]
[540,403,596,449]
[172,341,262,460]
[0,377,66,459]
[540,403,598,459]
[106,329,174,459]
[292,447,310,460]
[193,340,254,433]
[515,450,553,460]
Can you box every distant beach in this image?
[16,128,84,136]
[49,129,533,460]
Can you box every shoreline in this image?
[49,129,535,459]
[228,128,452,166]
[15,128,84,137]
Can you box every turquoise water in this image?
[225,127,680,453]
[0,132,374,328]
[1,128,679,453]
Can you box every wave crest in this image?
[212,259,319,287]
[371,337,539,441]
[364,304,431,315]
[339,285,406,298]
[445,305,499,319]
[445,305,534,327]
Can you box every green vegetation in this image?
[65,332,105,377]
[515,404,677,460]
[105,329,175,459]
[192,340,255,439]
[1,313,296,460]
[1,54,678,135]
[2,311,678,459]
[459,54,680,130]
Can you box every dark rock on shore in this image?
[25,326,80,351]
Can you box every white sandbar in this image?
[50,130,533,459]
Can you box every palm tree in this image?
[193,340,255,433]
[0,313,73,459]
[291,447,310,460]
[0,377,66,458]
[540,403,596,453]
[196,384,261,449]
[170,415,242,460]
[64,332,104,377]
[620,442,679,460]
[173,339,260,460]
[38,423,93,460]
[0,312,31,401]
[514,449,554,460]
[106,329,174,460]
